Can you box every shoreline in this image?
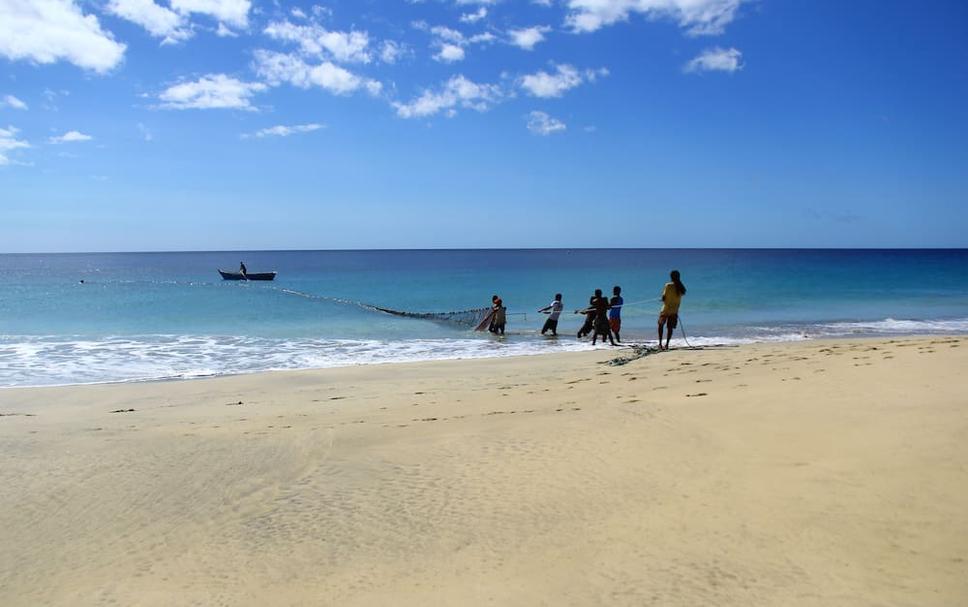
[3,331,966,391]
[2,335,966,605]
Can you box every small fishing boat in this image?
[218,270,277,281]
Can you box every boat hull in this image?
[218,270,276,281]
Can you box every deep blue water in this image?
[1,249,966,386]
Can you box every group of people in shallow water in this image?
[488,270,688,350]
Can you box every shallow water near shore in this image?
[2,249,966,386]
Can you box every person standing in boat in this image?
[658,270,687,350]
[239,261,247,276]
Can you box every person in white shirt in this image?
[538,293,564,336]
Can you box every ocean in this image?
[1,249,966,387]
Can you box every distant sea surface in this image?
[2,249,966,387]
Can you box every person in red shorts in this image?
[608,285,623,343]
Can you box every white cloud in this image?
[684,46,742,72]
[0,125,30,165]
[434,43,465,63]
[264,19,372,63]
[393,75,501,119]
[159,74,267,110]
[137,122,153,141]
[508,25,551,50]
[107,0,248,40]
[460,7,487,23]
[310,4,332,19]
[215,22,237,37]
[169,0,250,28]
[527,111,566,135]
[242,123,324,138]
[253,50,382,96]
[415,22,495,63]
[49,130,92,143]
[42,88,68,111]
[379,40,407,64]
[106,0,191,43]
[519,63,607,98]
[565,0,744,35]
[430,25,465,44]
[468,31,496,44]
[0,0,126,73]
[2,95,29,110]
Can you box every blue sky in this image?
[1,0,966,252]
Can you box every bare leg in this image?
[657,321,665,349]
[664,324,674,349]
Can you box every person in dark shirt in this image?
[577,293,596,339]
[609,285,624,343]
[239,261,248,276]
[589,289,616,346]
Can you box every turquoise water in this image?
[1,249,966,386]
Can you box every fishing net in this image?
[369,305,492,328]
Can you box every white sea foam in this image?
[2,317,966,387]
[0,334,604,388]
[816,318,968,334]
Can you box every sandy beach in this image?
[1,336,966,606]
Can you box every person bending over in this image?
[539,293,564,336]
[658,270,686,350]
[577,293,596,339]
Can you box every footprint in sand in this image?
[685,393,708,398]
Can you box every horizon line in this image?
[3,246,967,255]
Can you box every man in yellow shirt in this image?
[658,270,686,350]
